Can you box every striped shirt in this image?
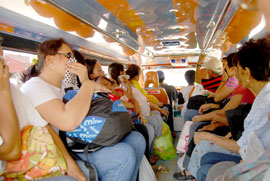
[225,76,238,89]
[201,75,222,93]
[225,76,239,98]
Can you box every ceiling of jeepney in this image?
[0,0,263,65]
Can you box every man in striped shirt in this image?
[196,55,223,93]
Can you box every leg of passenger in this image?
[76,142,137,181]
[197,164,212,181]
[134,123,151,160]
[121,131,146,181]
[151,110,163,136]
[184,109,199,121]
[163,104,174,132]
[145,114,162,137]
[143,123,155,159]
[187,140,239,178]
[197,152,241,181]
[183,121,210,169]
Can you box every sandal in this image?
[150,155,159,165]
[173,170,195,180]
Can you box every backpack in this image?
[60,90,133,180]
[63,90,133,148]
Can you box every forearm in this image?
[193,112,215,122]
[214,82,227,102]
[213,112,228,125]
[195,65,202,84]
[64,81,95,129]
[121,100,134,109]
[195,54,205,84]
[149,103,162,112]
[207,135,240,153]
[0,92,21,160]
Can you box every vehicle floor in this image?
[153,131,181,181]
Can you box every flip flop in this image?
[173,170,195,180]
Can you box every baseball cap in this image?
[203,56,223,75]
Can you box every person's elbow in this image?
[58,117,82,132]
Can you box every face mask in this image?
[63,57,78,86]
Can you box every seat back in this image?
[144,71,169,104]
[144,71,159,88]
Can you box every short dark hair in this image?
[157,70,165,83]
[236,38,270,81]
[108,63,124,85]
[226,52,237,68]
[85,58,97,80]
[185,70,195,85]
[73,50,85,65]
[126,64,140,80]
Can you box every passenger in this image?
[187,38,270,179]
[126,64,167,163]
[126,64,168,118]
[179,70,204,117]
[191,53,243,124]
[195,56,223,93]
[21,38,145,181]
[156,70,177,107]
[156,70,177,134]
[108,63,156,162]
[85,58,105,80]
[184,56,223,122]
[97,72,152,160]
[184,54,237,122]
[212,53,239,102]
[0,47,82,180]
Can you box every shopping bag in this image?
[139,155,157,181]
[176,121,192,153]
[153,121,177,160]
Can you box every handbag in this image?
[176,121,193,153]
[1,125,67,180]
[187,95,215,110]
[139,155,157,181]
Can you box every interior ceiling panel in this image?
[0,0,263,65]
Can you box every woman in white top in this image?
[22,38,145,181]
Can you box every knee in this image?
[197,164,212,181]
[133,131,146,150]
[200,152,214,165]
[146,125,155,140]
[117,143,137,166]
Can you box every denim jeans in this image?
[184,109,199,121]
[187,140,240,178]
[197,152,241,181]
[76,131,146,181]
